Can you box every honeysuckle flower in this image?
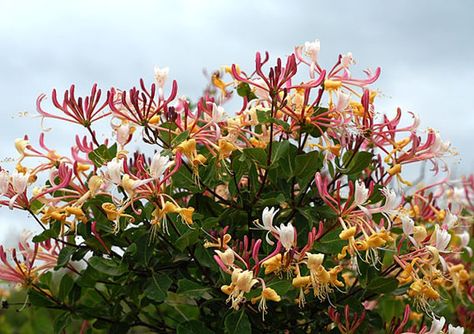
[334,90,351,112]
[427,316,445,334]
[432,225,451,252]
[215,248,235,267]
[154,66,169,89]
[448,324,464,334]
[114,120,135,147]
[442,210,458,229]
[304,39,320,62]
[305,252,343,301]
[177,207,194,226]
[36,84,110,128]
[106,158,122,184]
[341,52,355,69]
[211,103,225,123]
[380,188,398,212]
[221,269,258,310]
[251,287,281,321]
[274,222,295,251]
[149,152,172,180]
[253,207,279,245]
[408,279,440,312]
[401,215,414,236]
[11,171,29,194]
[0,170,9,195]
[458,231,472,256]
[429,130,451,157]
[354,180,369,207]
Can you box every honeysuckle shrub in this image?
[0,40,473,334]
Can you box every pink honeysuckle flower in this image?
[36,83,110,129]
[108,78,178,127]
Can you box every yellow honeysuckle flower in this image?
[88,175,104,196]
[408,279,440,312]
[204,233,232,250]
[339,226,357,240]
[324,80,342,90]
[40,206,67,224]
[218,139,237,159]
[174,139,196,157]
[101,203,135,231]
[262,254,282,275]
[177,207,194,226]
[251,287,281,320]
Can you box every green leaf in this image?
[88,257,128,276]
[177,320,214,334]
[172,130,190,146]
[53,312,71,334]
[267,278,292,295]
[242,147,267,167]
[237,82,257,101]
[32,221,61,242]
[145,273,173,302]
[58,274,74,301]
[177,279,211,298]
[55,246,76,269]
[338,151,373,175]
[29,199,44,214]
[313,228,346,254]
[88,143,117,167]
[365,277,398,295]
[270,140,290,165]
[28,289,56,308]
[295,151,322,179]
[172,166,201,192]
[224,309,251,334]
[133,234,153,266]
[175,229,200,251]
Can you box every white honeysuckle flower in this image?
[0,170,9,195]
[211,103,225,123]
[154,66,169,88]
[341,52,355,68]
[427,316,445,334]
[116,122,133,146]
[254,207,279,245]
[401,214,414,236]
[235,270,258,293]
[11,171,29,194]
[448,324,465,334]
[15,138,29,155]
[259,207,279,231]
[106,158,122,185]
[458,231,472,257]
[354,180,369,207]
[150,152,172,180]
[335,90,351,112]
[304,39,320,62]
[443,210,458,229]
[433,225,451,252]
[380,188,399,212]
[215,248,235,267]
[429,130,451,157]
[275,222,295,251]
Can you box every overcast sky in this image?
[0,0,473,245]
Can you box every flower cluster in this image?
[0,40,471,333]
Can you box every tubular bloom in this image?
[0,39,471,333]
